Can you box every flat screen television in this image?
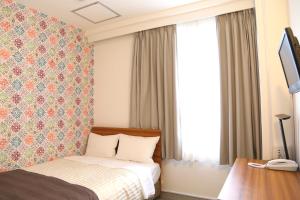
[279,27,300,93]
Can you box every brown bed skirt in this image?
[151,180,161,200]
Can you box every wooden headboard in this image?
[91,127,162,166]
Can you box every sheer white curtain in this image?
[176,18,221,163]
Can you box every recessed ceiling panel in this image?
[72,1,120,24]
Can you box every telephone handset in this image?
[248,159,298,171]
[266,159,298,171]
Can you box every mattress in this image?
[66,156,161,183]
[25,156,160,200]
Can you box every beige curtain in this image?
[217,9,262,165]
[130,25,181,160]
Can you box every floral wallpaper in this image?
[0,0,94,171]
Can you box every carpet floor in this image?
[157,192,209,200]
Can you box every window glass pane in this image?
[176,17,220,163]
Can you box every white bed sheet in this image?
[65,156,161,198]
[26,158,143,200]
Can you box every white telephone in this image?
[248,159,298,171]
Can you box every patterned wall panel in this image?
[0,0,94,171]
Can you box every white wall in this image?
[255,0,294,160]
[162,160,229,198]
[94,34,134,127]
[288,0,300,35]
[93,34,229,199]
[288,0,300,164]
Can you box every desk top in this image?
[218,158,300,200]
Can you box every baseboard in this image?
[161,189,217,200]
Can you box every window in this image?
[176,18,221,163]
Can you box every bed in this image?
[0,127,162,200]
[90,127,162,199]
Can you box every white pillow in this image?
[85,133,119,158]
[116,134,160,163]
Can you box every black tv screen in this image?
[279,27,300,93]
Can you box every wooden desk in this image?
[218,158,300,200]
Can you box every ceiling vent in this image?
[72,1,120,24]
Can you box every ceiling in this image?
[15,0,202,31]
